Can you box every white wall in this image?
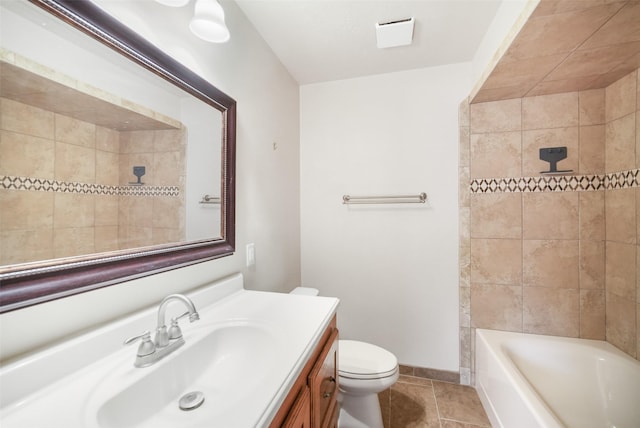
[300,64,471,371]
[0,0,301,362]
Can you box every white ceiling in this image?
[233,0,503,84]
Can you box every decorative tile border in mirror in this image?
[470,168,640,194]
[1,175,179,197]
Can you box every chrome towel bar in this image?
[342,192,427,205]
[199,195,220,204]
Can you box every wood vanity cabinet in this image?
[271,316,339,428]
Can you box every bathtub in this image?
[475,329,640,428]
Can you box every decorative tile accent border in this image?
[470,168,640,194]
[1,175,179,197]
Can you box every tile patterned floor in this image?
[378,375,492,428]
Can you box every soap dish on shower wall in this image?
[539,146,573,175]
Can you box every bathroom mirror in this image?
[0,0,236,313]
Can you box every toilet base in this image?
[337,392,383,428]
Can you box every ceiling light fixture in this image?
[189,0,230,43]
[155,0,190,7]
[155,0,230,43]
[375,17,414,49]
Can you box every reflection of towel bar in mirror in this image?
[343,192,427,205]
[200,195,221,204]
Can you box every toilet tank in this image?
[289,287,319,296]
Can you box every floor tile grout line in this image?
[429,380,444,428]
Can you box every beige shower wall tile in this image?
[460,211,470,288]
[579,125,605,174]
[470,193,522,239]
[119,197,153,227]
[460,206,470,241]
[638,188,640,245]
[119,130,154,154]
[55,142,95,183]
[459,126,470,168]
[152,228,182,246]
[459,167,470,208]
[473,85,529,104]
[154,129,185,152]
[522,92,579,130]
[459,99,470,127]
[53,227,94,258]
[580,191,605,241]
[55,114,95,148]
[95,126,119,153]
[152,196,182,229]
[528,76,600,98]
[482,53,566,92]
[0,98,54,139]
[460,286,470,328]
[606,292,637,358]
[606,241,636,301]
[606,113,636,172]
[507,2,624,60]
[95,195,118,227]
[0,229,54,265]
[637,302,640,360]
[638,244,640,304]
[522,127,579,176]
[637,112,640,170]
[605,70,637,122]
[606,188,636,244]
[580,1,640,50]
[579,89,605,125]
[523,240,579,289]
[153,151,184,186]
[523,287,580,337]
[54,193,94,228]
[471,239,522,285]
[580,289,605,340]
[523,192,578,240]
[580,240,605,290]
[0,130,54,178]
[470,131,521,178]
[118,226,153,249]
[2,190,53,230]
[96,150,119,186]
[470,283,522,331]
[470,98,522,133]
[94,225,119,253]
[459,326,471,368]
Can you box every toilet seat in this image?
[339,340,398,380]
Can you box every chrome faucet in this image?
[125,294,200,368]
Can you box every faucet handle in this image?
[124,331,156,357]
[168,311,194,340]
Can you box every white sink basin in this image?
[96,321,279,427]
[0,274,339,428]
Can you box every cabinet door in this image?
[282,386,311,428]
[309,329,339,428]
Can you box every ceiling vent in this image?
[375,17,414,49]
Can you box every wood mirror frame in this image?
[0,0,236,313]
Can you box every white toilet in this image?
[290,287,399,428]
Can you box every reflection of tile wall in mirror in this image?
[0,53,186,266]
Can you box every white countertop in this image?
[0,274,339,427]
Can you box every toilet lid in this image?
[339,340,398,380]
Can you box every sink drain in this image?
[179,391,205,411]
